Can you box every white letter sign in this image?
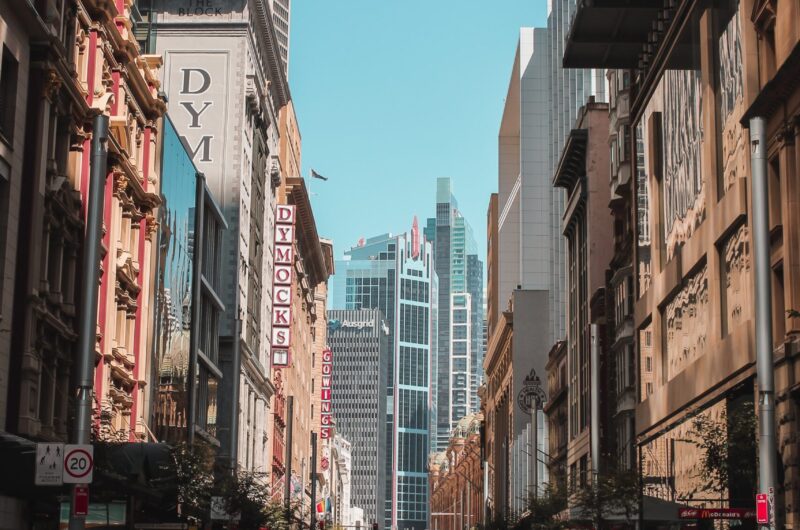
[320,348,333,439]
[272,205,296,366]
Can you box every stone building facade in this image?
[565,0,800,524]
[429,413,484,530]
[483,308,513,521]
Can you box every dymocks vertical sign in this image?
[272,204,296,366]
[320,348,333,439]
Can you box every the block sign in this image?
[320,348,333,439]
[272,205,296,366]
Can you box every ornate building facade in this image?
[483,308,513,521]
[3,0,165,444]
[0,0,165,524]
[429,413,484,530]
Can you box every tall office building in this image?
[269,0,291,77]
[491,16,604,504]
[327,309,390,528]
[427,178,483,451]
[329,221,437,530]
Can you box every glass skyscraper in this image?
[329,220,437,530]
[427,178,484,451]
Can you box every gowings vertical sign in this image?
[320,348,333,439]
[272,205,296,366]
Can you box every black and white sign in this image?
[35,443,64,486]
[63,444,94,484]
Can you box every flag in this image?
[311,169,328,181]
[316,500,325,513]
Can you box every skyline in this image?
[290,1,549,262]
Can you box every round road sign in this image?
[64,448,93,480]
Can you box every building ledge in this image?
[741,41,800,124]
[553,129,588,190]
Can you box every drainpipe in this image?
[590,324,600,476]
[69,114,109,530]
[750,116,778,530]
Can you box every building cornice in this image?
[287,177,330,289]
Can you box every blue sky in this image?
[289,1,548,263]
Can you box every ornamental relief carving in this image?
[723,224,751,333]
[664,264,708,381]
[719,7,746,193]
[662,70,705,260]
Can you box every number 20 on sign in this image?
[63,444,94,484]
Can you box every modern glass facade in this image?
[329,225,437,530]
[152,116,226,444]
[427,178,484,451]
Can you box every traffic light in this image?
[372,523,378,530]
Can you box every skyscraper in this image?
[327,309,389,528]
[329,221,437,530]
[269,0,291,77]
[427,178,484,451]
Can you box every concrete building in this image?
[429,413,484,530]
[564,0,800,525]
[152,0,289,472]
[329,222,437,530]
[327,308,389,527]
[427,177,484,451]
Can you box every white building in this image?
[331,434,355,528]
[496,7,605,498]
[154,0,289,469]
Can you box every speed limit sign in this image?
[63,445,93,483]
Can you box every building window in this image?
[0,47,19,144]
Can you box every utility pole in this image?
[69,114,109,530]
[311,432,318,530]
[285,396,295,523]
[750,116,778,530]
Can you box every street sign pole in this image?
[750,116,778,530]
[69,113,108,530]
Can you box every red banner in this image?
[320,348,333,439]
